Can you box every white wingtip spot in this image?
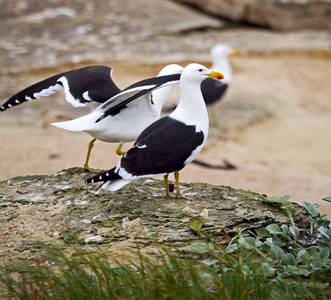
[136,144,147,149]
[8,104,12,108]
[25,96,32,100]
[106,172,109,176]
[82,91,92,101]
[15,100,20,104]
[99,175,102,180]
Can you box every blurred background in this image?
[0,0,330,216]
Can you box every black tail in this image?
[86,167,120,184]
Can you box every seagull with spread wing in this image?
[1,65,183,172]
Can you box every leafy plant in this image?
[0,196,330,299]
[188,196,331,299]
[1,245,216,300]
[266,195,295,226]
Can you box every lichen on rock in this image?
[0,167,309,259]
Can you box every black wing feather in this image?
[0,65,121,112]
[120,117,204,176]
[0,73,65,111]
[96,74,181,122]
[66,66,121,104]
[201,79,228,105]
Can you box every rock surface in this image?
[0,0,223,74]
[0,168,309,260]
[0,0,330,76]
[175,0,331,30]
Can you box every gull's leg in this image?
[116,142,127,155]
[164,171,193,200]
[164,174,176,199]
[174,170,193,200]
[83,139,101,173]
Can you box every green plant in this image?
[1,244,218,300]
[266,195,295,226]
[189,196,331,299]
[1,197,330,299]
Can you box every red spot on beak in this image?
[217,76,223,80]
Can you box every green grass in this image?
[1,196,331,299]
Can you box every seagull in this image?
[197,44,239,169]
[51,64,183,172]
[0,64,183,172]
[86,63,224,199]
[201,44,238,107]
[164,44,238,112]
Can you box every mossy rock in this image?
[0,168,309,254]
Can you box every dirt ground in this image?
[0,53,331,218]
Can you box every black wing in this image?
[201,78,228,105]
[0,66,121,112]
[65,66,121,104]
[95,73,181,122]
[120,116,204,176]
[0,73,65,112]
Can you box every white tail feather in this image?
[50,112,102,132]
[101,179,131,191]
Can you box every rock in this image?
[1,0,330,79]
[175,0,331,30]
[0,0,223,74]
[0,167,310,256]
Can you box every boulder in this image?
[175,0,331,30]
[0,168,309,259]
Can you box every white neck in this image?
[170,77,209,135]
[151,84,175,116]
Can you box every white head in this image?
[157,64,184,76]
[180,63,224,84]
[210,44,237,63]
[170,63,224,135]
[175,63,224,113]
[151,64,184,114]
[210,44,238,83]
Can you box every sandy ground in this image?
[0,54,331,218]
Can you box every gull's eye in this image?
[199,69,203,72]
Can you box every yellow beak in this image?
[231,49,240,56]
[206,71,224,80]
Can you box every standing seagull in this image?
[201,44,238,106]
[51,64,183,172]
[86,63,224,199]
[0,64,183,172]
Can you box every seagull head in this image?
[182,63,224,83]
[157,64,184,76]
[210,44,239,64]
